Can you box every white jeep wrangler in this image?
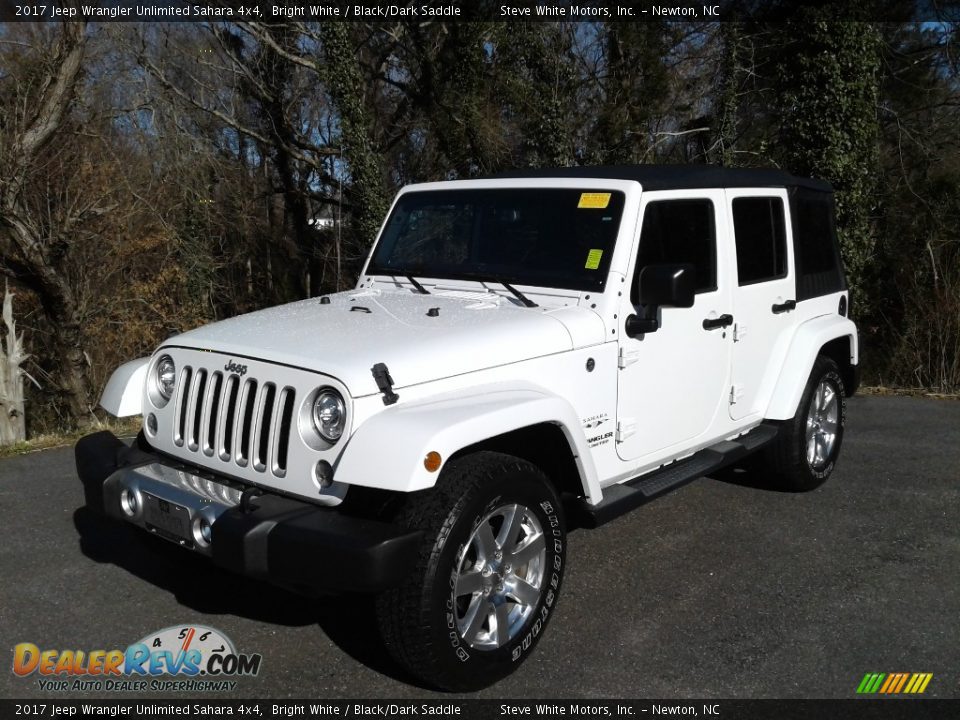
[77,165,859,691]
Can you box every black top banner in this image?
[0,0,956,23]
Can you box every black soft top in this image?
[488,164,832,193]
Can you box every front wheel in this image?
[376,451,566,692]
[762,355,846,492]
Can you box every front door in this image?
[616,191,733,463]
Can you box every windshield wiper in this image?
[402,274,430,294]
[499,280,538,308]
[453,272,539,307]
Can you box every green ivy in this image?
[772,15,882,310]
[320,24,389,246]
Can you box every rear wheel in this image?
[376,451,566,691]
[762,355,846,492]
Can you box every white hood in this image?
[165,289,605,397]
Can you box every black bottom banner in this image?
[3,699,958,720]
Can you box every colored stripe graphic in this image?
[857,673,932,694]
[857,673,885,693]
[893,674,909,693]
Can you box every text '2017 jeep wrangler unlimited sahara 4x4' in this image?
[77,165,858,691]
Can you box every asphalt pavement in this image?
[1,395,958,699]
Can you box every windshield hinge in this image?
[616,418,637,442]
[618,347,641,369]
[729,385,744,405]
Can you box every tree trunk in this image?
[0,285,27,446]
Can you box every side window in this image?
[794,196,839,273]
[791,190,845,300]
[632,199,716,304]
[732,197,787,285]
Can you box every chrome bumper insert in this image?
[104,462,243,556]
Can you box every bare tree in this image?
[0,22,96,423]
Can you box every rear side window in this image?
[790,190,846,300]
[732,197,787,285]
[633,199,716,303]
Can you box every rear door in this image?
[726,189,799,420]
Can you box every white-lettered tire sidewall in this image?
[427,474,565,689]
[801,365,846,483]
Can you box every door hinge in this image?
[616,418,637,442]
[733,323,746,342]
[729,384,744,405]
[618,346,641,369]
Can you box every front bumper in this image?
[75,431,421,593]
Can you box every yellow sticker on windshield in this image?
[578,192,611,209]
[585,249,603,270]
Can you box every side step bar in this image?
[577,423,779,528]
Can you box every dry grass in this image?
[858,386,960,400]
[0,416,142,458]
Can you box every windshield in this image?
[367,188,626,292]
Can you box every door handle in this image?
[772,299,797,314]
[702,314,733,330]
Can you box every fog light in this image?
[146,413,158,436]
[120,488,139,517]
[314,460,333,490]
[193,516,212,547]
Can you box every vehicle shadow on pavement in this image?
[706,463,793,492]
[72,507,426,689]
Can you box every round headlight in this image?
[312,389,346,442]
[155,355,176,401]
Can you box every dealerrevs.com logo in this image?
[12,625,262,692]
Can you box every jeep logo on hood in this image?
[224,360,248,377]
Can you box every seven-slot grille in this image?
[171,366,295,477]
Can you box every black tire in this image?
[376,451,566,692]
[762,355,846,492]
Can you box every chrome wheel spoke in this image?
[823,432,836,459]
[460,596,491,642]
[508,533,545,566]
[472,521,497,563]
[493,602,512,646]
[497,504,524,549]
[509,578,540,606]
[822,385,836,413]
[456,571,485,597]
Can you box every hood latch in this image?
[371,363,399,406]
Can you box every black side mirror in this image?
[638,263,696,308]
[625,315,659,335]
[625,264,696,338]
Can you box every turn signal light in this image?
[424,451,442,473]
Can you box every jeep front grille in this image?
[172,366,295,477]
